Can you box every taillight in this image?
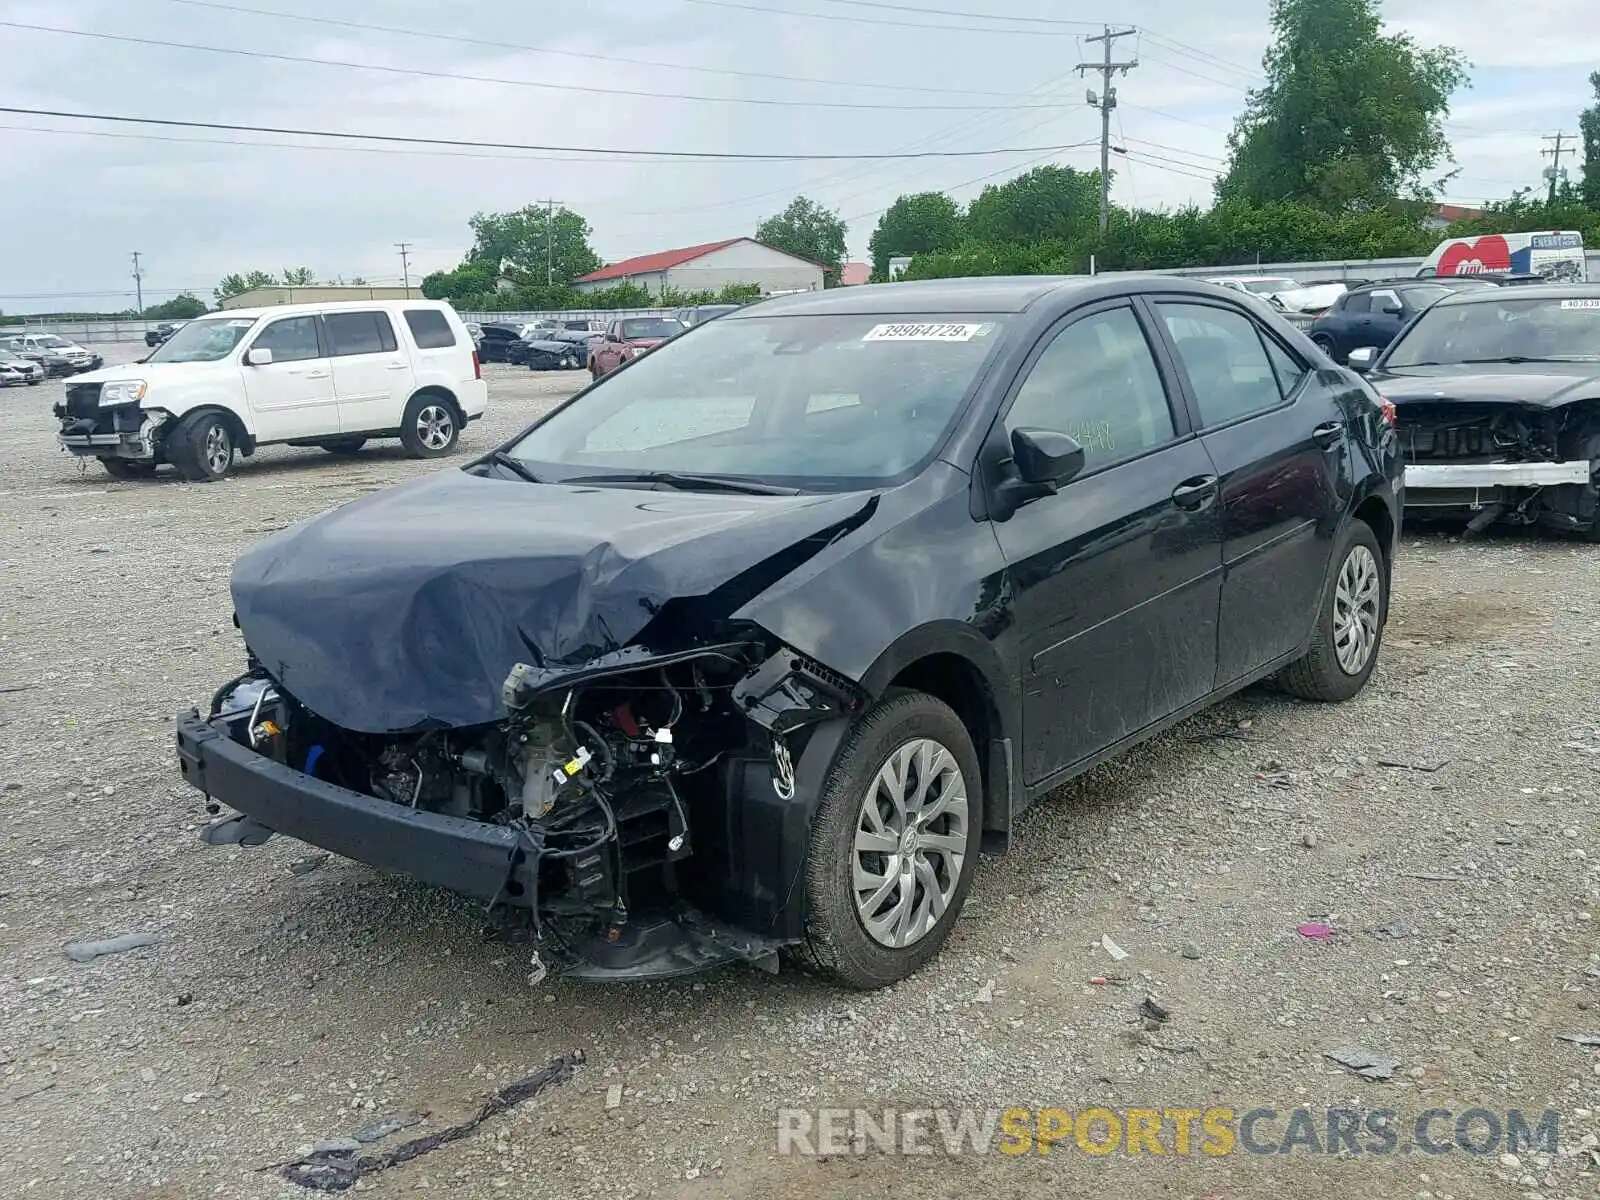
[1379,399,1396,426]
[472,349,481,380]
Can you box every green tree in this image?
[143,293,207,319]
[754,196,848,284]
[280,266,316,286]
[965,165,1103,246]
[1218,0,1467,211]
[466,204,602,286]
[867,192,966,280]
[214,270,277,303]
[1580,71,1600,210]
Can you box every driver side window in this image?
[251,316,321,363]
[1004,306,1176,474]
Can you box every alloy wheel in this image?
[1332,544,1381,674]
[417,404,454,451]
[852,737,970,949]
[204,423,232,475]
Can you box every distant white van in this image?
[54,300,488,482]
[1416,230,1586,282]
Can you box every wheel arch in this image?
[170,404,252,457]
[857,622,1019,850]
[408,383,463,426]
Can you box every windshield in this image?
[1240,278,1297,294]
[146,315,258,363]
[1385,295,1600,367]
[504,313,1008,488]
[34,335,72,348]
[620,317,685,340]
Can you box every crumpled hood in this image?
[230,468,873,733]
[1371,363,1600,408]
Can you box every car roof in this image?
[201,298,453,321]
[741,274,1292,316]
[1432,282,1600,306]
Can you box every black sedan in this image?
[1348,283,1600,537]
[176,277,1401,989]
[474,322,528,363]
[520,328,599,370]
[144,320,189,347]
[1306,281,1460,364]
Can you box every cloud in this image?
[0,0,1587,310]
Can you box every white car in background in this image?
[0,347,44,386]
[52,299,488,481]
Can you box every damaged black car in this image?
[1350,284,1600,537]
[177,277,1402,988]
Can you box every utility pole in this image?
[395,243,413,296]
[130,251,144,313]
[545,198,556,288]
[1542,132,1572,205]
[1076,26,1138,235]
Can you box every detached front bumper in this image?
[174,711,788,980]
[176,711,532,901]
[55,407,167,460]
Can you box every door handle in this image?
[1312,421,1347,449]
[1171,474,1218,510]
[385,362,408,370]
[303,370,330,379]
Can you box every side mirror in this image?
[1347,346,1376,372]
[245,347,274,366]
[1380,302,1403,316]
[1011,427,1086,488]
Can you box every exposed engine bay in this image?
[200,638,865,976]
[1396,400,1600,533]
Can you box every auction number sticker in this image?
[862,322,993,342]
[1559,299,1600,309]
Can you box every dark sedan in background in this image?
[178,276,1399,989]
[144,320,190,347]
[1305,280,1467,364]
[1350,283,1600,537]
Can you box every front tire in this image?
[1279,520,1386,701]
[400,393,458,458]
[167,412,236,482]
[795,690,983,989]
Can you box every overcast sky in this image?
[0,0,1593,311]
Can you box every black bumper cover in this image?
[174,711,790,980]
[175,711,530,900]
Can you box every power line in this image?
[161,0,1025,98]
[1137,30,1262,81]
[801,0,1101,27]
[1077,25,1139,234]
[1137,48,1251,92]
[1121,151,1218,183]
[1121,137,1227,163]
[0,106,1090,162]
[679,0,1082,34]
[0,20,1067,112]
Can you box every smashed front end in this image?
[175,470,879,980]
[1396,400,1600,533]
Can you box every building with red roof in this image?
[573,237,826,295]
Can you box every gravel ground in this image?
[1,349,1597,1199]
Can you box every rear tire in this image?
[322,438,367,455]
[1279,520,1386,701]
[1311,333,1339,360]
[400,393,458,458]
[99,458,157,480]
[167,411,235,482]
[793,689,983,989]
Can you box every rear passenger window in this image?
[1005,306,1175,472]
[403,309,455,349]
[1157,303,1285,427]
[1342,293,1371,315]
[325,312,398,357]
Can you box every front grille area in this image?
[1396,402,1555,465]
[64,382,102,417]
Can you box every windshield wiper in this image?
[1451,355,1600,365]
[563,470,800,495]
[482,450,543,483]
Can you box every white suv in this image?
[53,300,488,481]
